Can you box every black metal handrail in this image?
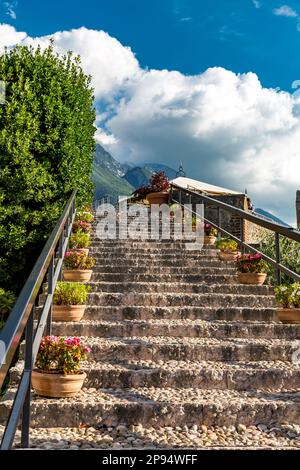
[0,190,77,450]
[170,183,300,284]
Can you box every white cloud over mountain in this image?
[0,23,299,224]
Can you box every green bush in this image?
[0,44,96,292]
[53,282,90,305]
[216,237,239,252]
[0,288,16,323]
[260,231,300,285]
[69,230,91,249]
[275,283,300,308]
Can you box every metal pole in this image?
[275,232,281,285]
[46,255,54,335]
[240,218,245,254]
[217,207,221,239]
[58,232,64,281]
[20,307,34,448]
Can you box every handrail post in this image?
[217,207,221,239]
[46,255,54,335]
[20,306,34,448]
[240,217,245,254]
[58,233,64,281]
[275,232,281,285]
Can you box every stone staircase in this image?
[1,212,300,449]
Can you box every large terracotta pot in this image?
[204,235,216,246]
[218,251,241,262]
[52,304,86,322]
[277,308,300,324]
[69,248,89,256]
[146,192,169,205]
[63,270,93,282]
[32,370,86,398]
[237,272,267,285]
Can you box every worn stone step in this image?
[90,252,220,259]
[90,241,215,248]
[94,257,229,266]
[11,423,300,449]
[92,266,236,275]
[85,306,278,321]
[88,282,274,295]
[89,273,236,283]
[74,337,296,362]
[10,360,300,393]
[52,319,300,340]
[2,387,299,428]
[88,292,274,308]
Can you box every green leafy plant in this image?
[237,254,269,273]
[0,44,96,292]
[275,283,300,308]
[0,288,16,322]
[75,211,94,223]
[216,238,239,252]
[64,251,95,270]
[53,282,90,305]
[35,336,91,374]
[69,230,91,249]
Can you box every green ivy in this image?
[0,44,96,292]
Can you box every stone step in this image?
[2,387,300,428]
[88,282,274,295]
[93,259,233,268]
[74,336,295,362]
[85,306,278,321]
[12,423,300,449]
[91,266,236,275]
[90,252,220,259]
[88,292,274,308]
[90,241,215,248]
[89,273,236,283]
[52,319,300,340]
[10,360,300,392]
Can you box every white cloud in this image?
[0,24,299,224]
[2,1,17,20]
[252,0,261,9]
[273,5,298,17]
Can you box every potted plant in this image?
[69,230,91,256]
[132,171,170,205]
[72,220,92,234]
[216,237,241,261]
[203,223,218,245]
[75,211,94,223]
[52,282,91,322]
[63,251,95,282]
[31,336,90,397]
[275,283,300,323]
[236,253,268,285]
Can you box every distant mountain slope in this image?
[255,208,290,227]
[92,164,134,202]
[144,163,177,180]
[93,143,177,202]
[122,166,152,188]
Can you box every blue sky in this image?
[1,0,300,223]
[2,0,300,92]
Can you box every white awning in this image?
[171,177,242,196]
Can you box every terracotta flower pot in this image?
[237,272,267,285]
[52,304,86,322]
[63,270,93,282]
[277,308,300,324]
[32,370,86,398]
[69,248,89,256]
[146,192,169,205]
[218,251,241,261]
[204,235,216,245]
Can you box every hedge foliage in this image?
[0,44,96,292]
